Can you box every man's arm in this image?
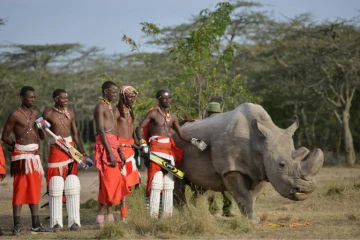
[1,112,16,151]
[172,114,191,143]
[94,104,117,167]
[135,110,153,141]
[70,110,86,155]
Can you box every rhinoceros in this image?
[173,103,324,223]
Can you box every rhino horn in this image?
[292,147,310,161]
[300,149,324,178]
[252,119,272,138]
[286,116,299,135]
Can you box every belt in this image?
[150,144,172,151]
[48,159,74,168]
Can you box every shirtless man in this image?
[39,89,87,231]
[114,86,140,221]
[1,86,48,236]
[93,81,129,225]
[135,90,205,218]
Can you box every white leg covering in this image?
[64,175,81,228]
[150,171,164,218]
[162,174,174,217]
[49,176,64,228]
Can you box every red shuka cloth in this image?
[118,138,139,191]
[11,153,42,205]
[46,144,78,192]
[0,143,5,175]
[146,136,183,195]
[94,133,129,204]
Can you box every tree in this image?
[124,2,259,119]
[248,15,360,164]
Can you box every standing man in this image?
[38,89,86,231]
[93,81,129,226]
[1,86,49,235]
[205,102,234,217]
[0,141,6,236]
[135,90,205,218]
[114,86,140,222]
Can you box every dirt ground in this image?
[0,166,360,239]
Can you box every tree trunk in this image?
[335,131,341,163]
[300,106,312,148]
[342,108,356,165]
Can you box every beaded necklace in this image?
[99,97,113,110]
[52,107,71,135]
[99,98,115,132]
[17,107,38,141]
[123,105,133,129]
[157,106,171,122]
[52,106,71,119]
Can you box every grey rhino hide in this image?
[173,103,324,224]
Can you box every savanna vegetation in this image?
[0,167,359,239]
[0,0,360,238]
[1,1,359,165]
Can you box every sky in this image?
[0,0,359,55]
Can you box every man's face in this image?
[123,94,136,106]
[105,85,119,102]
[21,91,36,108]
[55,93,68,108]
[158,92,172,108]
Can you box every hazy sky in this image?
[0,0,359,54]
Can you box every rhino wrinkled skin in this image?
[174,103,324,224]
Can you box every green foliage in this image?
[92,184,251,239]
[1,1,360,162]
[98,222,126,239]
[128,2,259,119]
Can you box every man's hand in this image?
[109,154,118,167]
[35,117,51,130]
[191,138,207,151]
[84,156,93,168]
[117,148,126,168]
[79,154,93,169]
[139,139,150,158]
[0,174,5,181]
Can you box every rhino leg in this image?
[223,171,260,224]
[173,177,187,208]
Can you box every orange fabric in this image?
[146,136,183,195]
[125,170,139,192]
[98,166,129,205]
[0,143,6,174]
[120,206,128,219]
[46,144,78,192]
[95,133,129,204]
[118,138,139,190]
[12,160,42,205]
[94,133,122,176]
[118,138,135,159]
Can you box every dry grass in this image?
[0,166,359,239]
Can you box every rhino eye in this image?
[279,162,285,168]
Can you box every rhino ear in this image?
[252,119,272,138]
